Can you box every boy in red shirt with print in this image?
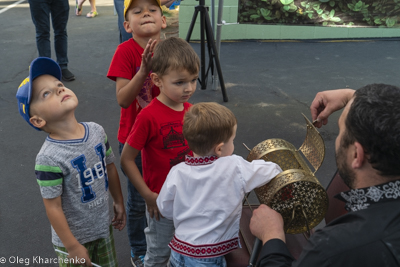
[107,0,166,265]
[121,37,200,267]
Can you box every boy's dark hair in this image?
[183,102,237,156]
[152,37,200,77]
[342,83,400,177]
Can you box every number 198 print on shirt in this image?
[71,143,109,203]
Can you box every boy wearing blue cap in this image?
[16,57,126,267]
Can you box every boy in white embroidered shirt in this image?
[157,102,282,267]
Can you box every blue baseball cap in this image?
[16,57,62,131]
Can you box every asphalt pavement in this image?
[1,0,400,265]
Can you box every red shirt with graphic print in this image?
[126,98,192,194]
[107,38,160,144]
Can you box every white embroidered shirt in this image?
[157,154,282,258]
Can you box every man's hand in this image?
[250,204,285,245]
[310,89,355,128]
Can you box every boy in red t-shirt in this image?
[121,37,200,267]
[106,0,166,265]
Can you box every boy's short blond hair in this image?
[183,102,237,156]
[152,37,200,77]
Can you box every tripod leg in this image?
[202,23,214,84]
[202,6,217,89]
[185,9,199,42]
[186,7,206,89]
[203,10,228,102]
[205,24,215,82]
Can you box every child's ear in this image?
[151,73,162,87]
[123,20,133,33]
[29,115,46,129]
[213,142,225,157]
[161,15,167,29]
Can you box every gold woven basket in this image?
[245,114,328,234]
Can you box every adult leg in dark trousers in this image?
[114,0,132,43]
[28,0,75,81]
[119,143,147,267]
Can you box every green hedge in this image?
[238,0,400,27]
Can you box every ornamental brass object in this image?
[245,114,328,234]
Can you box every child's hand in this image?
[67,243,92,266]
[140,39,158,75]
[145,192,161,221]
[112,202,127,231]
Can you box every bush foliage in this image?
[238,0,400,27]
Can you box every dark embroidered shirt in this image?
[257,179,400,267]
[335,179,400,211]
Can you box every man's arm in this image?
[310,89,355,128]
[42,197,92,266]
[257,239,294,267]
[116,39,158,108]
[250,204,294,267]
[120,143,160,220]
[106,162,126,231]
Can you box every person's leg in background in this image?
[119,143,147,267]
[114,0,132,43]
[86,0,98,18]
[29,0,52,59]
[50,0,75,81]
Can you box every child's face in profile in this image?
[124,0,166,38]
[154,68,198,106]
[219,124,237,157]
[29,74,78,125]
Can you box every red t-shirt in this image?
[107,39,160,143]
[126,98,192,194]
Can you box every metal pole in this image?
[210,0,215,90]
[204,10,228,102]
[200,0,206,89]
[213,0,224,90]
[211,0,215,32]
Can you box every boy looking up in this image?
[107,0,166,265]
[157,102,282,267]
[121,37,200,267]
[16,57,126,267]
